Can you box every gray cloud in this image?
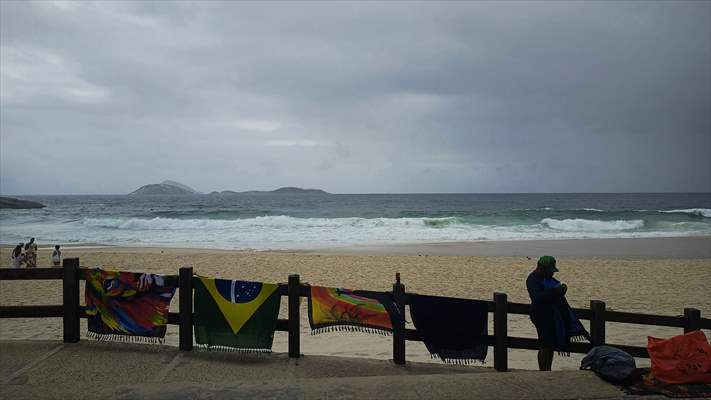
[1,0,709,194]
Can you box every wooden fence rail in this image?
[1,258,709,372]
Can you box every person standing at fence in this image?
[11,243,24,268]
[526,255,567,371]
[24,237,38,268]
[51,245,62,267]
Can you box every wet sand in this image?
[1,237,710,371]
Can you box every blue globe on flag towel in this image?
[215,280,263,304]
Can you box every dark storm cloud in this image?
[1,1,709,194]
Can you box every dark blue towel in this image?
[409,294,488,364]
[544,278,590,354]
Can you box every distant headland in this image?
[129,181,329,195]
[0,196,46,209]
[129,180,200,195]
[212,187,330,195]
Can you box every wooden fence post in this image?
[179,266,193,351]
[684,308,701,333]
[494,292,508,372]
[288,274,301,358]
[590,300,606,347]
[62,258,80,343]
[392,273,406,365]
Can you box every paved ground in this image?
[0,340,665,400]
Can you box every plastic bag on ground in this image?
[648,330,711,385]
[581,345,637,383]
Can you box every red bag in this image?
[648,330,711,384]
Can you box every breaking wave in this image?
[658,208,711,218]
[541,218,645,232]
[3,194,709,250]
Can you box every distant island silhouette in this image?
[0,196,46,209]
[130,181,329,195]
[213,187,330,195]
[129,180,200,195]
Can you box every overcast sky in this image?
[1,1,709,195]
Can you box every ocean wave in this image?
[514,207,605,212]
[541,218,645,232]
[81,216,465,231]
[3,213,709,250]
[658,208,711,218]
[423,217,460,228]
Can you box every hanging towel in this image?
[308,286,396,335]
[84,268,176,343]
[193,277,281,352]
[409,293,488,364]
[544,277,590,355]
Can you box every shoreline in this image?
[3,236,709,259]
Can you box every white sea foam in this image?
[540,218,645,232]
[659,208,711,218]
[2,214,709,250]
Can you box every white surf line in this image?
[3,344,64,384]
[154,352,183,383]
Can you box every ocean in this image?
[1,193,709,250]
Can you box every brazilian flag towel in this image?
[193,277,281,352]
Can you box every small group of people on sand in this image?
[10,238,62,268]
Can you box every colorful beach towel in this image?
[84,268,176,343]
[308,286,396,335]
[409,294,488,364]
[543,278,590,355]
[623,368,711,398]
[193,277,281,352]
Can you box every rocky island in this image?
[129,180,200,195]
[130,181,329,195]
[0,196,46,209]
[212,187,330,195]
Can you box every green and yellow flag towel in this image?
[193,277,281,352]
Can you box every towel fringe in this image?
[570,334,588,343]
[87,331,164,345]
[310,324,392,337]
[195,344,272,354]
[427,352,485,365]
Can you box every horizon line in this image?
[3,191,711,196]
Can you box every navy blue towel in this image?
[409,294,488,364]
[544,278,591,354]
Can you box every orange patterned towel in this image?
[307,285,396,335]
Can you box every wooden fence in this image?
[1,258,710,372]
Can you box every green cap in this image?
[537,255,558,272]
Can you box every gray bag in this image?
[581,345,637,383]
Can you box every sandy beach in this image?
[1,236,710,371]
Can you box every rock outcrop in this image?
[0,196,46,209]
[129,180,199,195]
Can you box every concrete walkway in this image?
[1,340,659,400]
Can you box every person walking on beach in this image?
[11,243,24,268]
[526,256,567,371]
[51,245,62,267]
[24,238,38,268]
